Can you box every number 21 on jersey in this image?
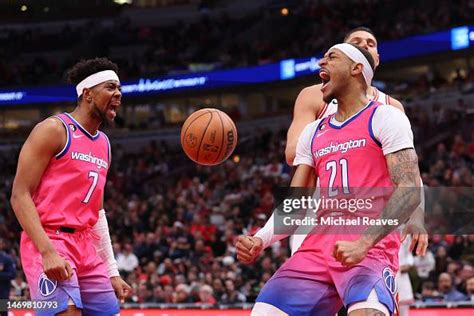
[325,158,350,197]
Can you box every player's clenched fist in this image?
[236,235,263,264]
[333,239,371,267]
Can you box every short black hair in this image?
[350,43,375,71]
[344,26,376,42]
[67,57,118,85]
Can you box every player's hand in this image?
[333,239,371,267]
[42,251,74,281]
[110,276,132,304]
[401,223,428,256]
[236,235,263,264]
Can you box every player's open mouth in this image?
[320,70,330,90]
[108,102,120,118]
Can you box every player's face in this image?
[318,48,353,103]
[89,80,122,126]
[345,31,380,69]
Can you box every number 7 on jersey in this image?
[82,171,99,203]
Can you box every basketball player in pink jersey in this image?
[250,43,421,316]
[11,58,131,315]
[236,27,427,264]
[285,27,403,166]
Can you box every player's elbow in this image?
[10,190,20,213]
[10,186,26,214]
[10,193,19,216]
[285,145,296,166]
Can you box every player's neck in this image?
[334,91,370,122]
[366,86,375,99]
[70,107,101,135]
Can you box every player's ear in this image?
[83,88,92,102]
[351,62,363,76]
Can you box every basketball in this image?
[181,108,238,166]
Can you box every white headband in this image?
[75,70,120,97]
[330,43,373,86]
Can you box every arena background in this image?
[0,0,473,315]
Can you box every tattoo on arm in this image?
[388,149,419,185]
[364,148,421,245]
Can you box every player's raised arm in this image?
[10,118,73,281]
[285,85,324,166]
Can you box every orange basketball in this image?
[181,108,238,166]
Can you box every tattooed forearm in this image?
[363,148,421,246]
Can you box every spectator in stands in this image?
[457,263,474,290]
[414,249,436,280]
[212,278,225,300]
[453,69,466,88]
[420,281,442,302]
[449,236,465,260]
[0,238,15,302]
[438,272,467,302]
[117,242,139,275]
[10,272,27,299]
[220,279,246,304]
[138,282,155,303]
[197,284,216,305]
[173,284,192,303]
[466,276,474,301]
[462,235,474,262]
[151,285,166,303]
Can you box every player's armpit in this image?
[362,148,421,246]
[285,85,323,165]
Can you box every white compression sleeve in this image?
[92,209,120,277]
[254,212,289,249]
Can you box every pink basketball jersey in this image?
[32,113,111,229]
[312,101,392,189]
[298,101,400,269]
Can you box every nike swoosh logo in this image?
[316,130,328,137]
[72,134,83,139]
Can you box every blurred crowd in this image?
[0,94,473,305]
[1,0,474,87]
